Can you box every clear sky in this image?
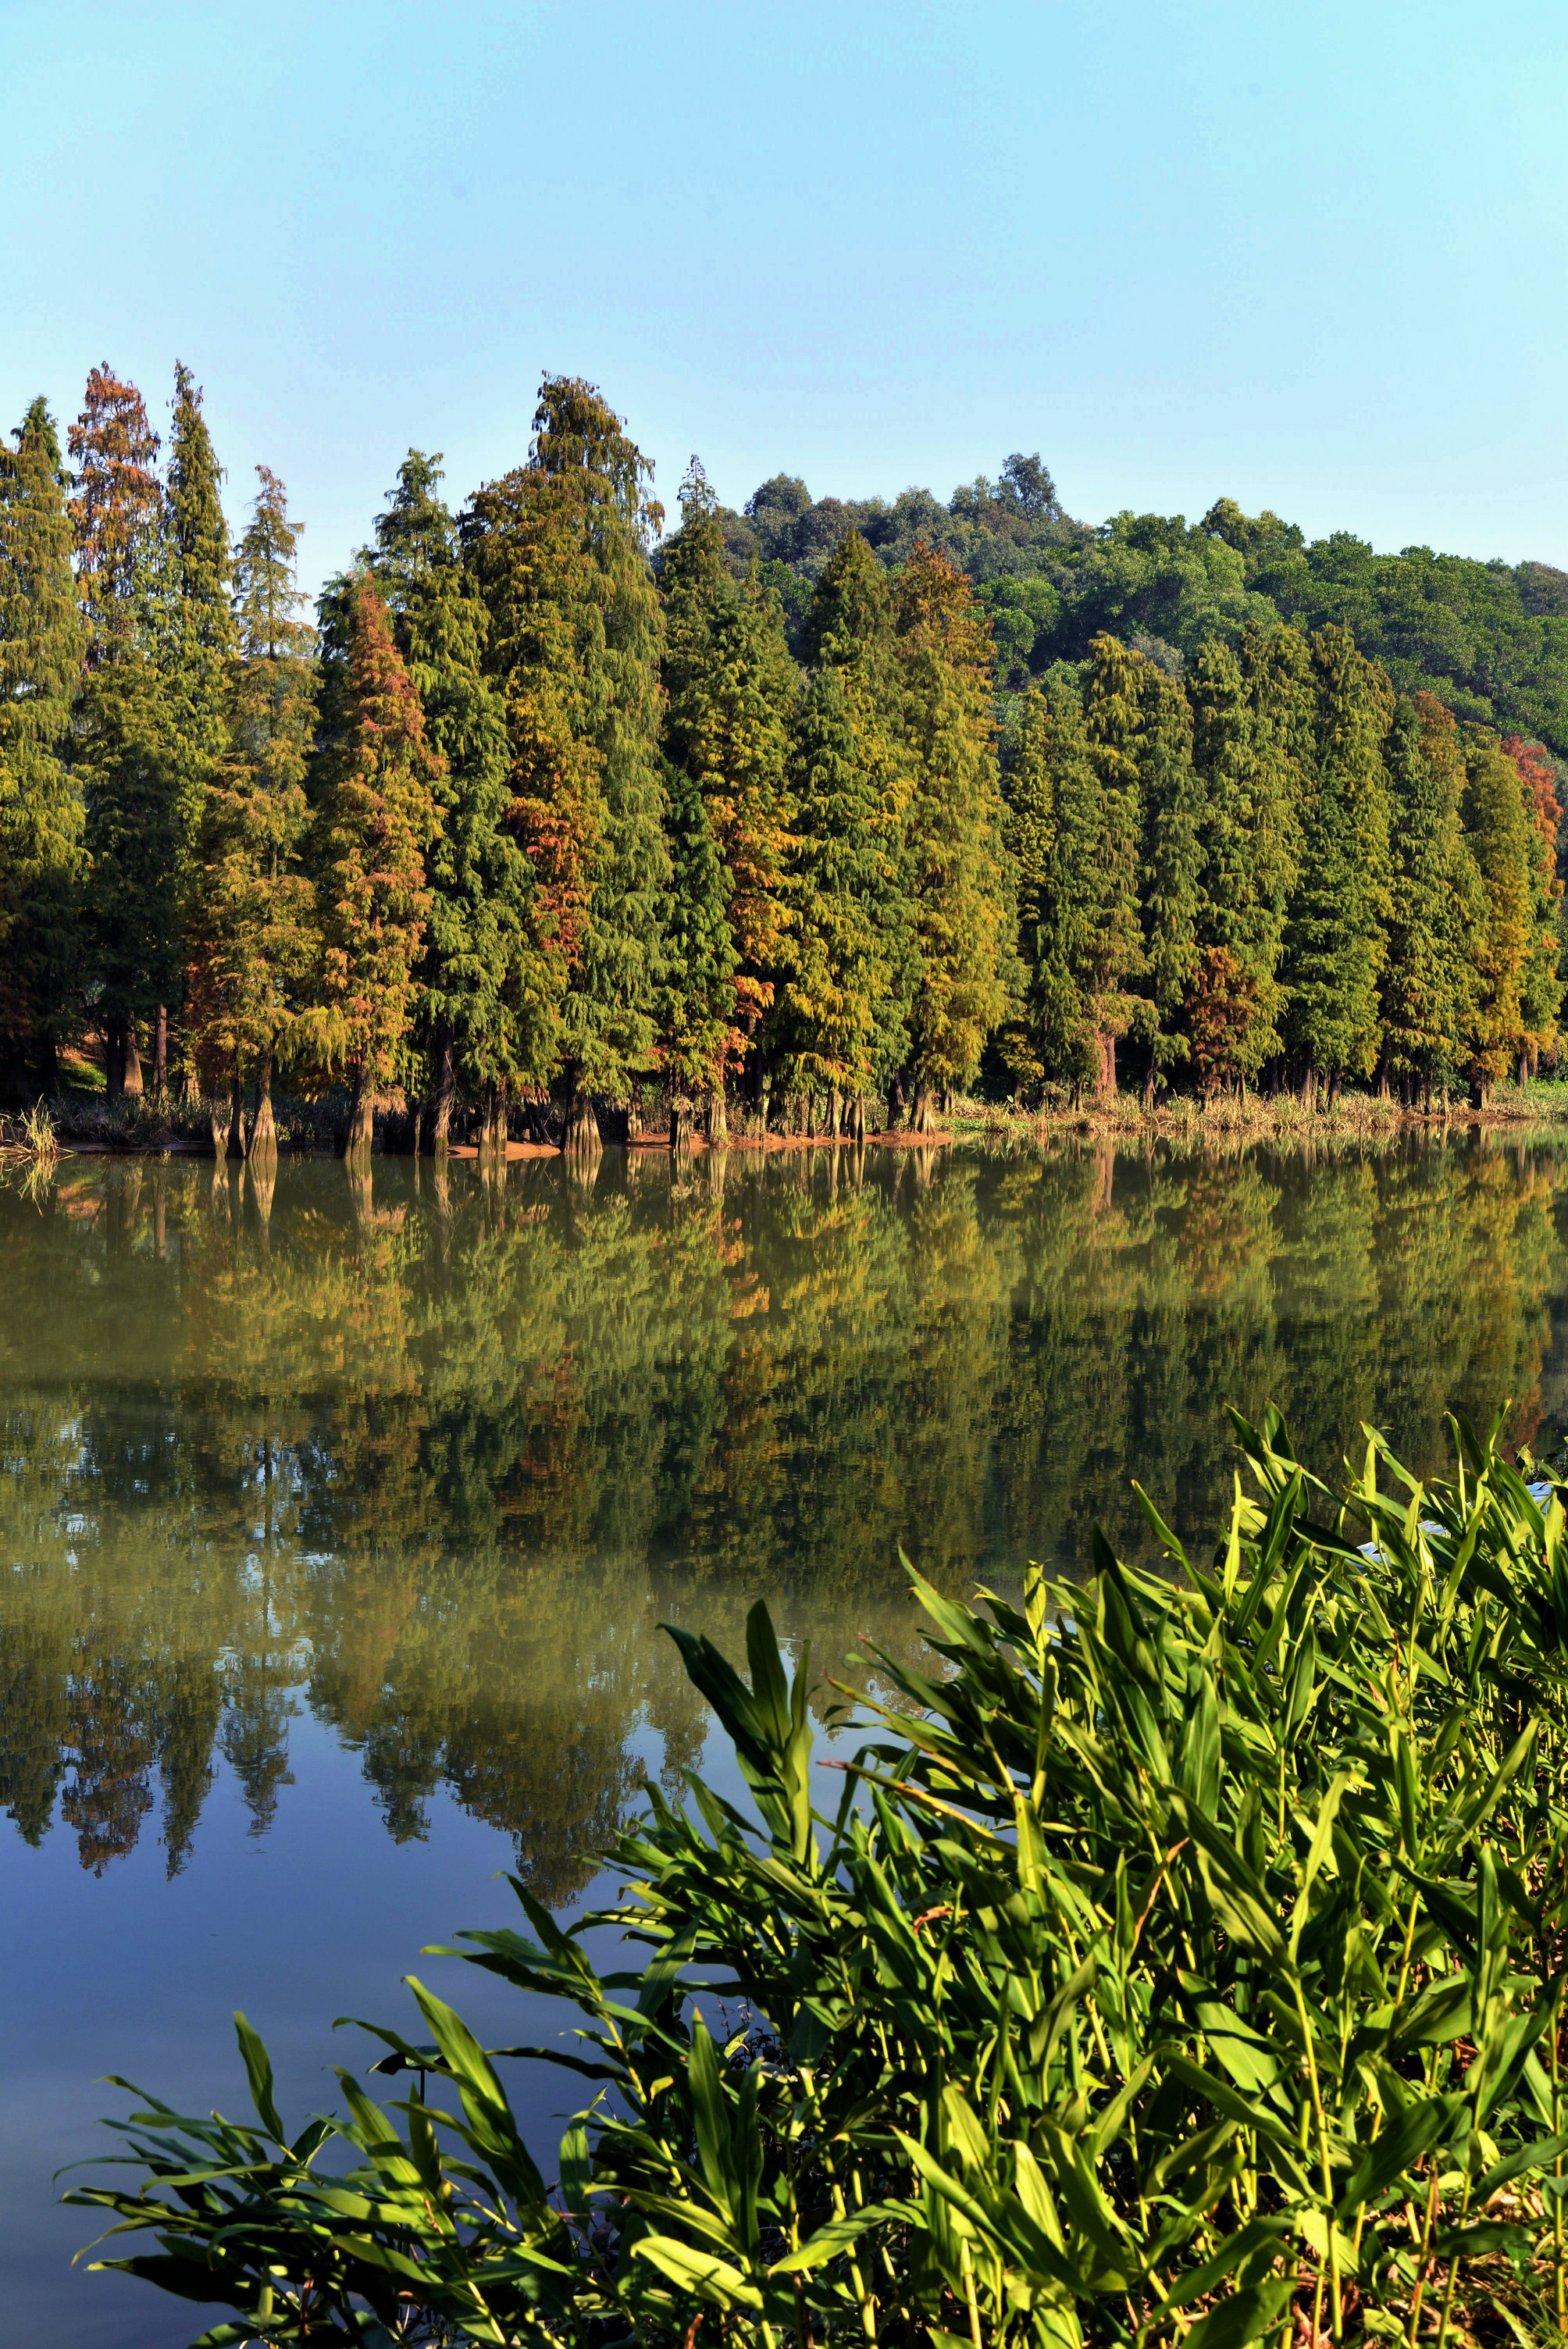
[5,0,1567,596]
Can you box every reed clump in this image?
[73,1406,1568,2349]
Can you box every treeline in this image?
[0,364,1562,1143]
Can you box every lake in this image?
[3,1130,1566,2344]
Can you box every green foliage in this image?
[655,754,740,1098]
[73,1403,1568,2349]
[0,397,84,1068]
[369,452,533,1108]
[463,376,670,1107]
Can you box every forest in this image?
[0,364,1563,1146]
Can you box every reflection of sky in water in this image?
[4,1133,1568,2342]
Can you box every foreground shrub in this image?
[72,1408,1568,2349]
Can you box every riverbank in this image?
[5,1076,1568,1160]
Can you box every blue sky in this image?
[5,0,1567,595]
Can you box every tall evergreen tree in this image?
[893,543,1012,1123]
[1503,734,1564,1073]
[654,757,740,1142]
[151,363,236,1093]
[661,458,796,1116]
[1004,668,1105,1098]
[1379,693,1482,1099]
[796,530,918,1111]
[369,451,529,1147]
[1184,634,1296,1087]
[1078,634,1152,1095]
[463,376,668,1149]
[1281,625,1394,1091]
[779,665,886,1130]
[69,365,174,1097]
[0,398,84,1097]
[186,467,316,1152]
[1135,661,1203,1096]
[308,572,440,1153]
[1461,731,1532,1103]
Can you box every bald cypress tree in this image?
[1005,668,1103,1098]
[1281,625,1394,1093]
[1078,634,1151,1096]
[308,572,440,1154]
[1135,661,1203,1098]
[893,544,1011,1125]
[185,468,315,1153]
[1462,731,1531,1105]
[464,376,668,1150]
[661,458,794,1119]
[796,531,917,1118]
[370,451,527,1147]
[655,757,739,1142]
[154,363,235,1093]
[69,365,172,1098]
[1379,693,1482,1101]
[0,398,84,1096]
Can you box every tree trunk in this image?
[226,1070,248,1160]
[37,1039,59,1102]
[827,1089,842,1139]
[525,1098,554,1146]
[477,1078,508,1156]
[561,1064,600,1156]
[105,1021,124,1103]
[182,1056,200,1107]
[248,1052,277,1160]
[1143,1037,1157,1111]
[706,1089,729,1143]
[1096,1032,1117,1101]
[849,1093,866,1143]
[1470,1075,1488,1110]
[426,1028,454,1153]
[911,1087,936,1135]
[152,1005,168,1100]
[123,1024,144,1098]
[1519,1050,1530,1089]
[343,1064,374,1157]
[670,1100,692,1153]
[889,1067,910,1130]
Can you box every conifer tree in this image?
[1135,661,1203,1096]
[796,531,918,1117]
[308,572,440,1153]
[0,398,84,1097]
[1502,734,1564,1073]
[1462,731,1531,1103]
[463,376,668,1150]
[655,757,740,1142]
[779,665,886,1130]
[369,452,529,1146]
[153,363,235,1092]
[1181,633,1299,1090]
[893,543,1011,1124]
[661,458,795,1115]
[1078,633,1152,1096]
[1004,668,1104,1098]
[69,365,172,1097]
[1379,693,1482,1099]
[1281,625,1394,1093]
[186,468,315,1153]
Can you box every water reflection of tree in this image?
[1,1134,1566,1887]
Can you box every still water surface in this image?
[4,1132,1568,2343]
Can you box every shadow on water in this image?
[2,1125,1568,1898]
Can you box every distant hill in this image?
[704,461,1568,759]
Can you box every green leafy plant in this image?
[69,1406,1568,2349]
